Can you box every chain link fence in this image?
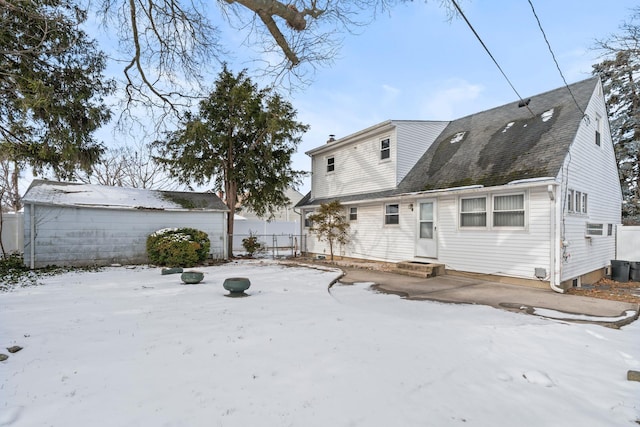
[231,233,307,259]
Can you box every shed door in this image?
[415,199,437,258]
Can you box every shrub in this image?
[241,232,265,257]
[146,228,211,267]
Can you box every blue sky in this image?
[27,0,637,196]
[279,0,637,194]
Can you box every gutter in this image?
[301,179,559,209]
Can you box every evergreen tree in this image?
[0,0,114,179]
[155,66,308,255]
[308,201,350,261]
[593,9,640,222]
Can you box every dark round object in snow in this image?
[181,271,204,284]
[223,277,251,296]
[162,267,183,275]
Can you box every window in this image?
[460,197,486,227]
[304,211,313,228]
[380,138,390,160]
[575,191,582,213]
[567,189,588,214]
[493,194,525,227]
[607,224,613,236]
[349,207,358,221]
[327,156,335,173]
[595,115,602,146]
[586,223,603,236]
[385,204,399,225]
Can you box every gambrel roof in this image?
[397,77,597,193]
[298,77,599,207]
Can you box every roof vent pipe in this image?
[518,99,531,108]
[327,134,336,143]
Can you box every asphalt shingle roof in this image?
[297,78,598,208]
[397,77,597,193]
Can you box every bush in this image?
[146,228,211,267]
[241,232,265,257]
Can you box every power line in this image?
[526,0,587,118]
[449,0,536,117]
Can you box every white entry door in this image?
[415,199,437,258]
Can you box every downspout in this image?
[29,203,35,270]
[548,184,564,293]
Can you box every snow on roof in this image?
[22,181,225,211]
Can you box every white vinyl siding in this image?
[306,202,416,262]
[395,121,449,184]
[558,82,621,281]
[309,121,448,199]
[440,188,550,279]
[311,131,396,199]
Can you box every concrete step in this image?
[395,261,445,278]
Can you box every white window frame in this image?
[492,193,525,228]
[384,203,399,225]
[567,189,588,215]
[586,223,604,236]
[349,207,358,221]
[460,196,487,228]
[380,138,391,161]
[595,114,602,147]
[326,156,335,173]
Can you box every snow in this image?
[1,261,639,426]
[532,307,638,323]
[541,108,554,122]
[449,131,466,144]
[22,182,182,210]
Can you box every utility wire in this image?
[526,0,587,119]
[450,0,536,117]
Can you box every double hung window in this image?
[385,204,399,225]
[460,197,486,227]
[493,194,525,227]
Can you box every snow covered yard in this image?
[1,261,639,426]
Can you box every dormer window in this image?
[380,138,390,160]
[327,156,335,173]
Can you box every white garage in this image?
[22,180,229,268]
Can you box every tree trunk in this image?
[225,180,238,258]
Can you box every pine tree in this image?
[155,66,308,255]
[593,10,640,222]
[0,0,114,178]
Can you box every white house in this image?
[22,180,229,268]
[297,78,622,291]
